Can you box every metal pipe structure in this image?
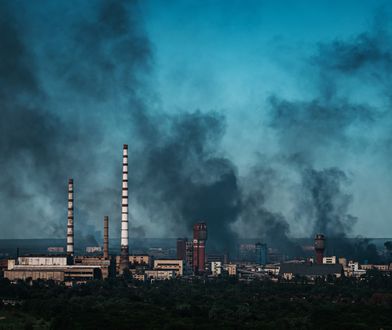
[120,144,129,273]
[67,179,74,265]
[103,216,109,260]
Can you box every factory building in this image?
[153,259,183,277]
[145,270,174,280]
[115,255,151,274]
[279,263,343,281]
[17,256,66,266]
[76,216,112,279]
[176,238,194,274]
[185,241,193,272]
[238,243,268,265]
[323,256,337,264]
[176,238,187,261]
[4,177,113,284]
[224,263,237,276]
[47,247,64,253]
[74,256,111,279]
[5,257,102,284]
[211,261,222,276]
[255,243,268,265]
[238,244,257,262]
[193,223,207,274]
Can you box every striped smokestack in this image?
[67,178,74,265]
[104,216,109,260]
[120,144,129,273]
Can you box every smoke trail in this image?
[0,0,151,239]
[0,0,245,253]
[128,110,241,253]
[301,168,356,237]
[0,2,68,238]
[0,0,390,262]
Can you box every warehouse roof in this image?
[279,263,343,276]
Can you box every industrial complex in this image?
[1,144,391,285]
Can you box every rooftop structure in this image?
[279,262,343,280]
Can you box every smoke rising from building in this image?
[0,1,391,261]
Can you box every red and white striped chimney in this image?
[120,144,129,273]
[67,178,74,264]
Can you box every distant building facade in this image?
[279,263,343,281]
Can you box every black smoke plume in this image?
[0,1,388,262]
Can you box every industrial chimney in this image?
[120,144,129,273]
[314,233,325,264]
[67,179,74,265]
[104,216,109,260]
[193,222,207,274]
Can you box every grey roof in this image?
[279,263,343,276]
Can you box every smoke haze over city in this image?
[1,0,392,256]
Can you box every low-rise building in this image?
[264,264,280,276]
[345,261,366,277]
[74,256,111,279]
[224,263,237,276]
[145,270,174,280]
[279,263,343,280]
[338,257,347,267]
[115,255,151,275]
[16,256,67,267]
[374,264,389,271]
[361,264,390,272]
[133,273,146,281]
[153,259,183,276]
[130,255,151,267]
[0,259,8,277]
[4,265,101,285]
[47,247,64,253]
[323,256,337,264]
[211,261,222,276]
[86,247,102,253]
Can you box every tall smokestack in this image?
[314,233,325,264]
[120,144,129,273]
[104,216,109,260]
[67,178,74,265]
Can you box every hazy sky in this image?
[143,0,392,237]
[1,0,392,244]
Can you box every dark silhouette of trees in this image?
[0,277,392,329]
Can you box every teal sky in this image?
[1,0,392,243]
[141,1,392,237]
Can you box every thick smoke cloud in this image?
[238,163,303,256]
[301,168,356,237]
[0,1,390,261]
[0,0,149,240]
[264,16,392,261]
[0,0,244,253]
[129,110,241,253]
[0,2,69,237]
